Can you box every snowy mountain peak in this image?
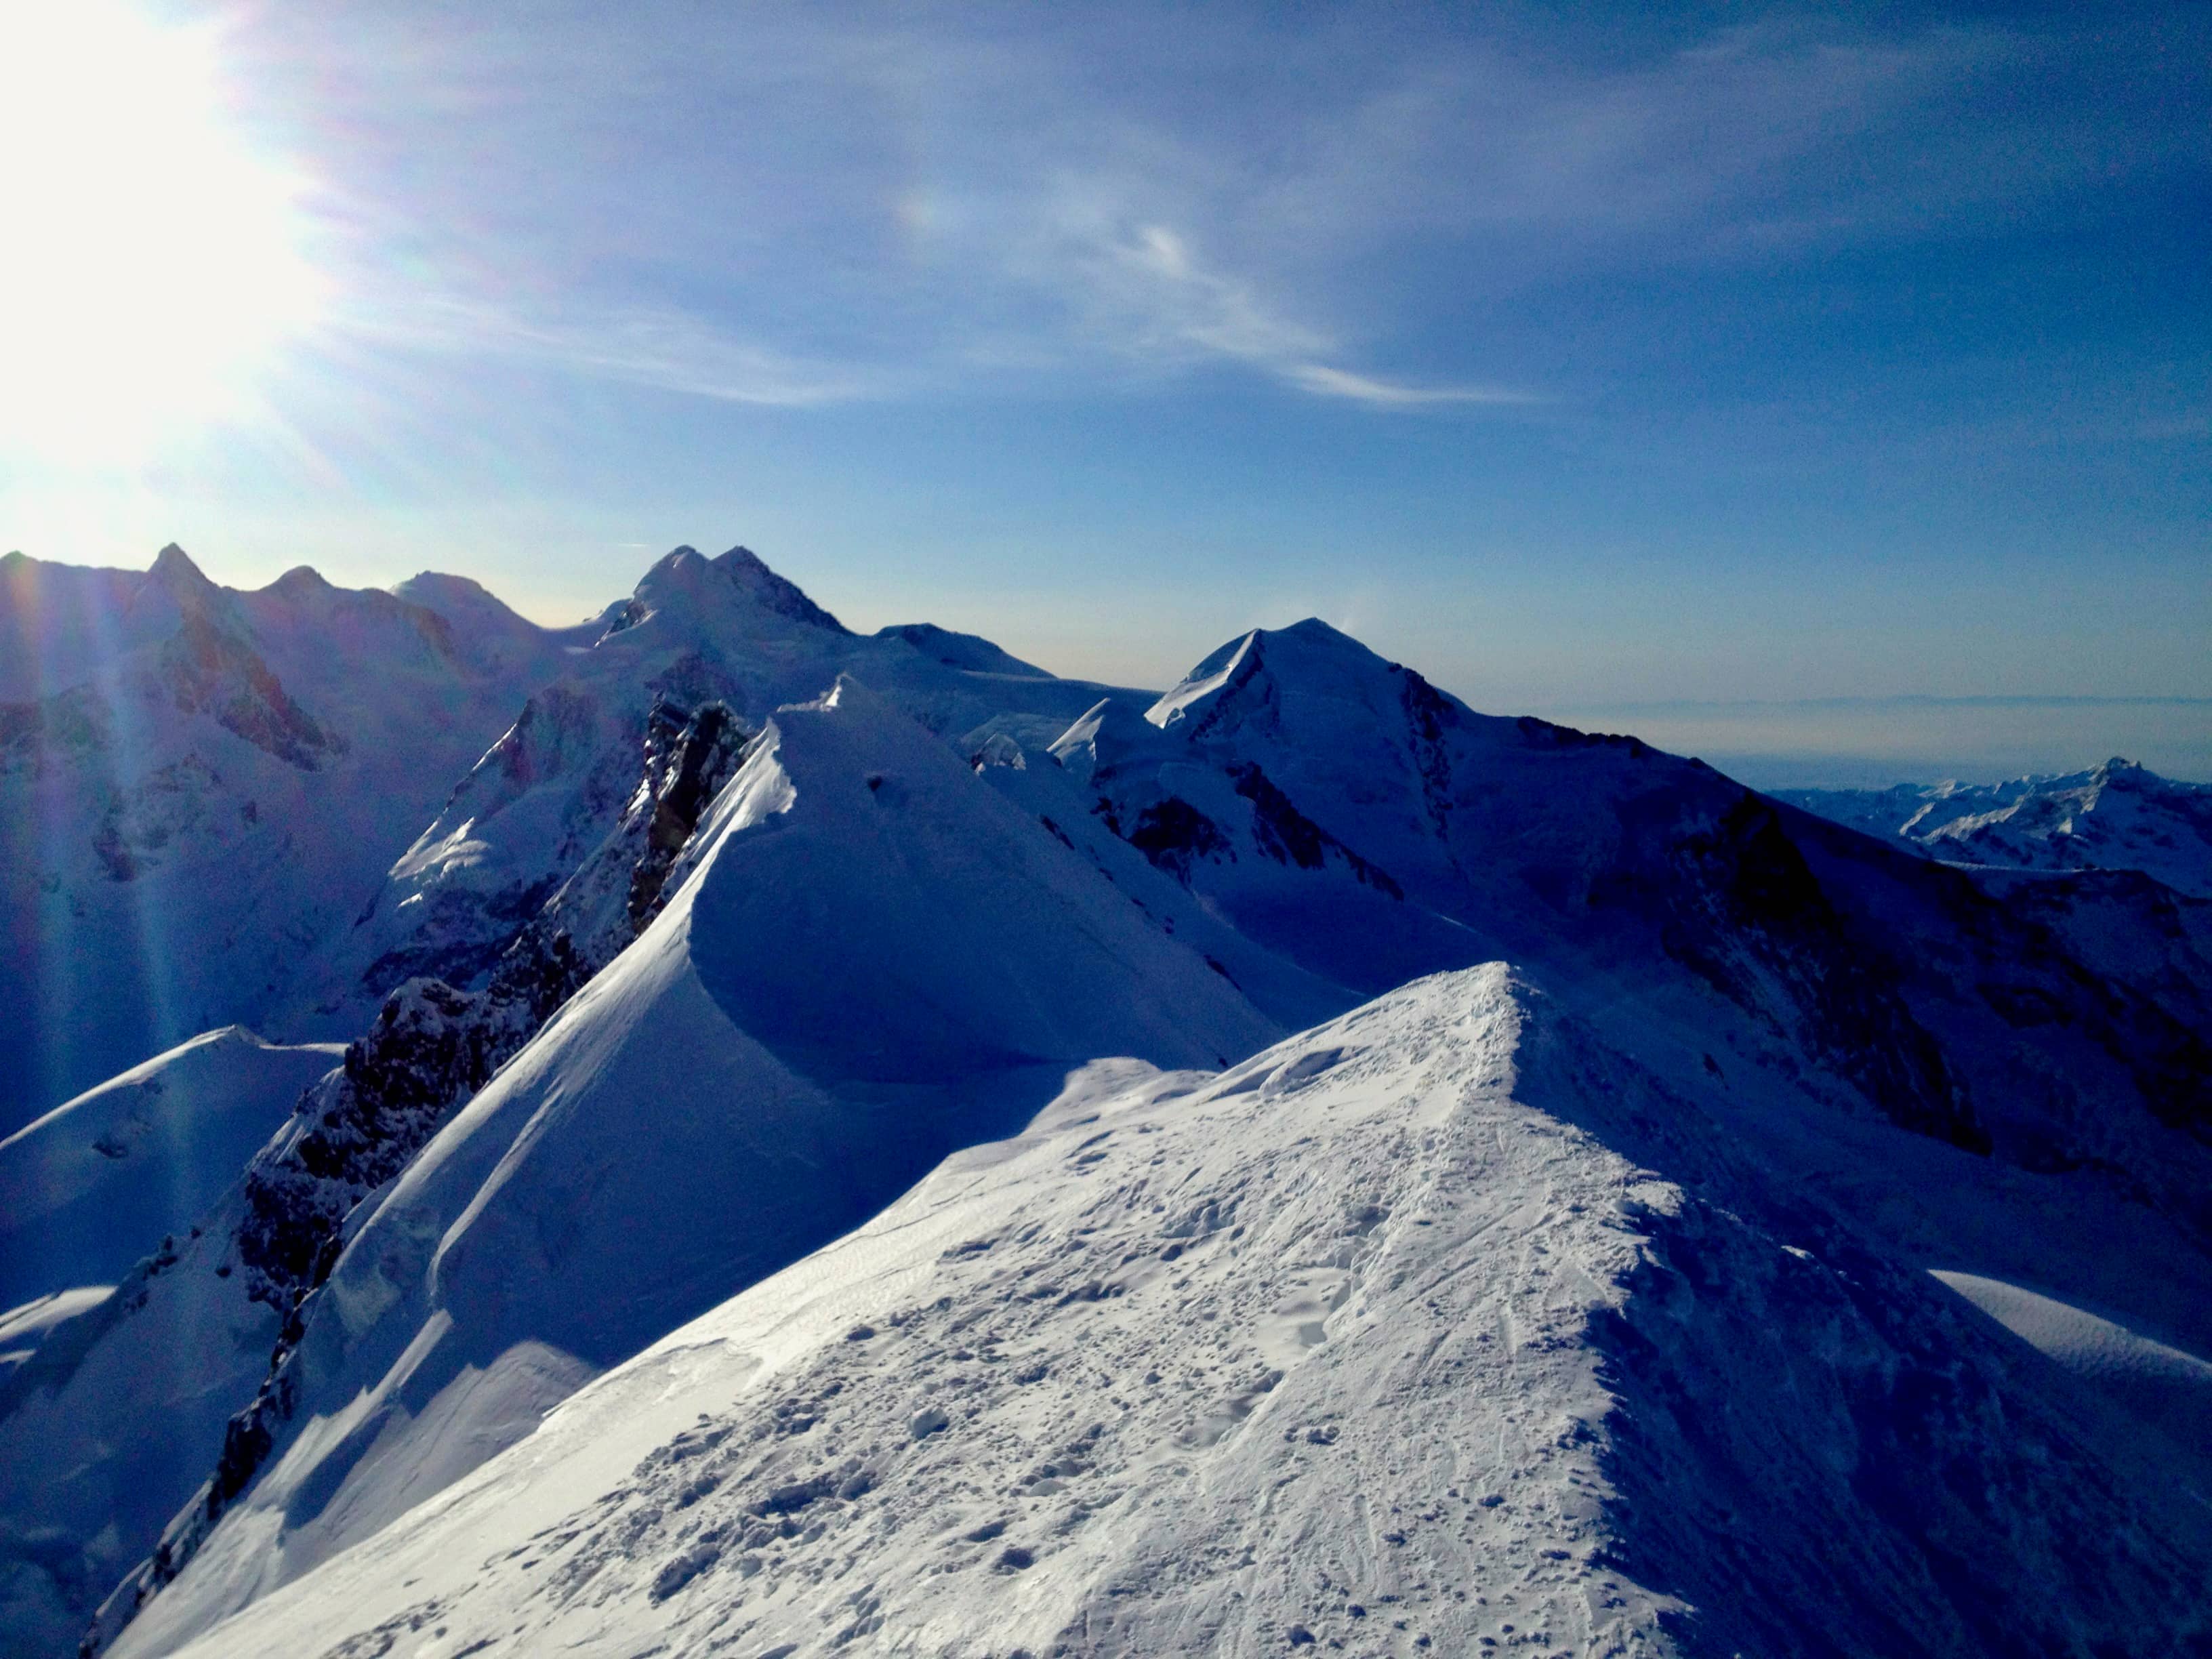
[617,542,849,638]
[712,543,848,632]
[1145,618,1402,740]
[872,621,1050,678]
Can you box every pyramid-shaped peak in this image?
[150,542,214,589]
[623,544,846,635]
[712,544,848,634]
[1147,617,1409,733]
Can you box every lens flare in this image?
[0,0,324,462]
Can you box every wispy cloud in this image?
[337,294,885,408]
[228,3,2211,424]
[1087,223,1532,407]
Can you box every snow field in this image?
[153,965,1694,1658]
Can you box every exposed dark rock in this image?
[1231,764,1404,898]
[86,699,754,1652]
[1126,797,1231,879]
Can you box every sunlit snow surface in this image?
[139,968,2212,1659]
[1781,759,2212,898]
[9,548,2212,1658]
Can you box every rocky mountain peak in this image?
[147,543,220,609]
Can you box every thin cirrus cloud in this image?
[335,219,1529,415]
[1090,223,1533,409]
[435,302,884,410]
[111,3,2212,445]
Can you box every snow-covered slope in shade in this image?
[1779,758,2212,898]
[97,675,1280,1654]
[0,1184,279,1659]
[318,544,1154,1030]
[0,1028,341,1308]
[1931,1271,2212,1450]
[1052,621,2212,1226]
[139,967,2212,1659]
[0,546,587,1130]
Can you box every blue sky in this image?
[1,1,2205,774]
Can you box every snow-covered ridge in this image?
[0,1028,341,1311]
[7,544,2211,1659]
[81,671,1282,1656]
[1778,757,2212,898]
[138,966,2212,1658]
[0,541,1149,1132]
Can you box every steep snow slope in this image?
[1780,759,2212,898]
[0,689,751,1658]
[91,676,1281,1654]
[139,967,2212,1659]
[0,547,583,1129]
[1054,622,2212,1231]
[312,544,1153,1032]
[0,1029,341,1309]
[2,543,1143,1132]
[0,1183,279,1659]
[22,599,2212,1658]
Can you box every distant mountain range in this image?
[2,545,2206,1659]
[1778,760,2212,898]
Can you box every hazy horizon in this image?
[14,536,2206,787]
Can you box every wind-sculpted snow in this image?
[12,555,2212,1658]
[0,693,747,1659]
[94,675,1282,1655]
[133,968,2212,1659]
[329,545,1153,1038]
[1,541,1146,1132]
[0,1027,341,1310]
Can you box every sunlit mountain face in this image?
[2,3,2207,1655]
[2,542,2207,1659]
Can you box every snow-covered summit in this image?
[0,546,587,1129]
[611,543,851,638]
[9,557,2212,1659]
[85,672,1281,1655]
[1050,622,2212,1215]
[872,621,1050,678]
[2,541,1146,1130]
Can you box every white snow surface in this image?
[108,676,1282,1654]
[0,546,587,1128]
[1780,758,2212,898]
[0,1027,340,1307]
[1,542,1149,1131]
[1930,1270,2212,1448]
[310,544,1151,1040]
[9,577,2212,1659]
[0,1184,281,1659]
[140,967,2212,1659]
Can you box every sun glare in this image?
[0,1,323,462]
